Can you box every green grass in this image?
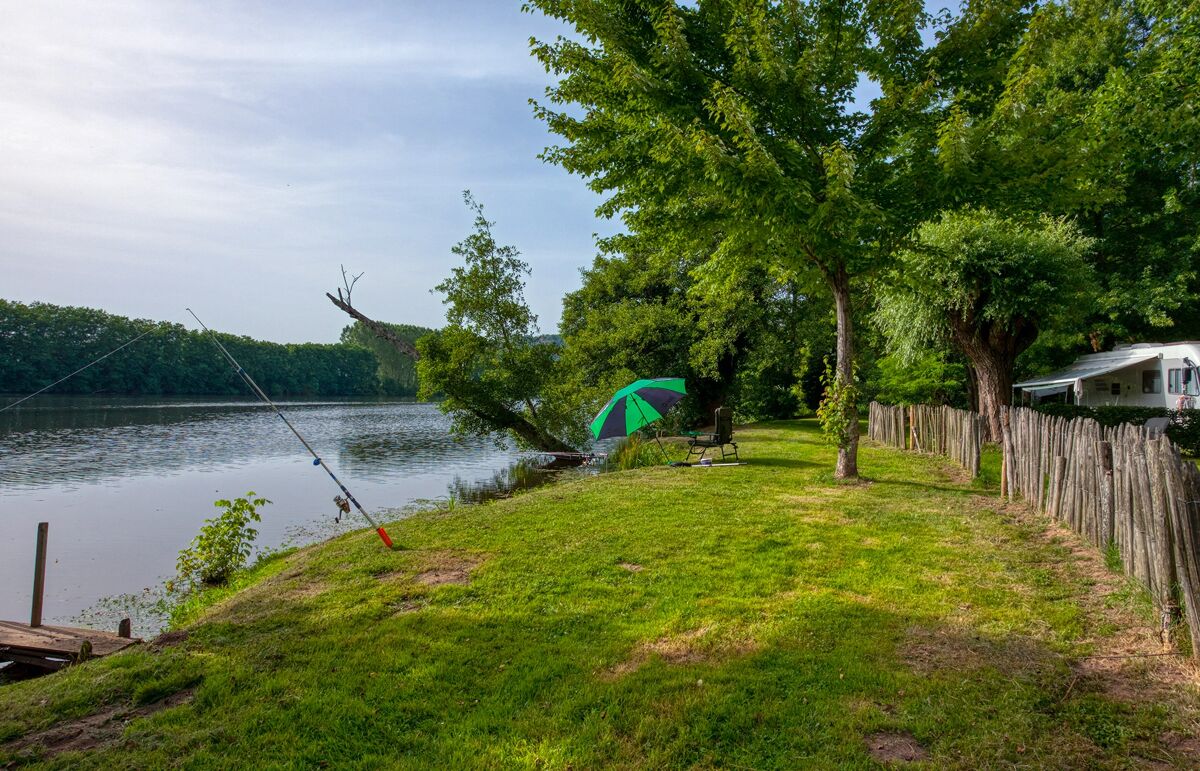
[2,420,1196,768]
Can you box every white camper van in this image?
[1014,342,1200,409]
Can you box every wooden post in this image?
[31,522,49,628]
[118,618,132,639]
[1099,441,1114,547]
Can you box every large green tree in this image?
[528,0,937,477]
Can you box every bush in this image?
[608,432,686,469]
[175,493,270,588]
[1029,404,1200,456]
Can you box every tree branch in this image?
[326,292,420,360]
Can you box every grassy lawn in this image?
[2,420,1198,768]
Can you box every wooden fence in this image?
[1001,406,1200,656]
[867,402,986,477]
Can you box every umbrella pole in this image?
[632,399,671,464]
[653,434,670,464]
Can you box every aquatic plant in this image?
[174,492,271,588]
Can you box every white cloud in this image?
[0,1,608,341]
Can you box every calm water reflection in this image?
[0,396,559,627]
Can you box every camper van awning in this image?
[1014,353,1159,390]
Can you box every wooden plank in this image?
[0,620,140,658]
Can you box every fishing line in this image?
[0,327,155,413]
[186,308,396,550]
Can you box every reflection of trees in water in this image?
[446,458,574,505]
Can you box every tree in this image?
[341,321,433,396]
[921,0,1200,347]
[417,193,578,451]
[327,194,579,453]
[875,209,1095,438]
[528,0,936,477]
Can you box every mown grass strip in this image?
[2,420,1197,768]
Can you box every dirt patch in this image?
[976,495,1200,706]
[391,600,425,615]
[601,626,758,679]
[1160,732,1200,764]
[148,629,189,651]
[378,552,485,588]
[865,731,929,763]
[415,566,473,586]
[618,563,644,572]
[2,689,193,759]
[902,624,1055,678]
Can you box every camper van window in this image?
[1111,382,1122,396]
[1180,368,1200,396]
[1143,370,1162,394]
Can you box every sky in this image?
[1,0,614,342]
[0,1,949,343]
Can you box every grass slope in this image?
[2,421,1198,768]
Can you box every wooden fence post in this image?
[31,522,48,628]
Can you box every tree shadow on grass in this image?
[738,456,820,469]
[6,537,1192,770]
[867,477,976,496]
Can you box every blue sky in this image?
[1,1,951,343]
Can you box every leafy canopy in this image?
[876,208,1096,361]
[417,193,573,450]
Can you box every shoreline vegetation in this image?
[0,299,432,400]
[3,420,1198,767]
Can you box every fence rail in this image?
[1001,405,1200,656]
[867,402,986,477]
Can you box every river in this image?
[0,396,552,632]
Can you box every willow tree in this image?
[876,209,1095,439]
[528,0,935,478]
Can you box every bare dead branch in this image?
[340,264,365,307]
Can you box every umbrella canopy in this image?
[590,378,687,440]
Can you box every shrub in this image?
[175,492,270,588]
[609,432,686,469]
[817,359,859,448]
[1030,404,1200,456]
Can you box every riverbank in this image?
[3,420,1199,767]
[0,398,531,628]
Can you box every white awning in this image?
[1014,353,1159,390]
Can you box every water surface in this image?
[0,396,544,629]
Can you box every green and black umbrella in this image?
[590,378,687,444]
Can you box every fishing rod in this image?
[186,308,396,550]
[0,327,155,413]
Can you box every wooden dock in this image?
[2,521,141,672]
[0,620,141,670]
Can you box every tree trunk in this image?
[325,292,578,454]
[830,267,858,479]
[971,350,1015,443]
[951,317,1035,443]
[965,363,980,413]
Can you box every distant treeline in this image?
[0,300,434,398]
